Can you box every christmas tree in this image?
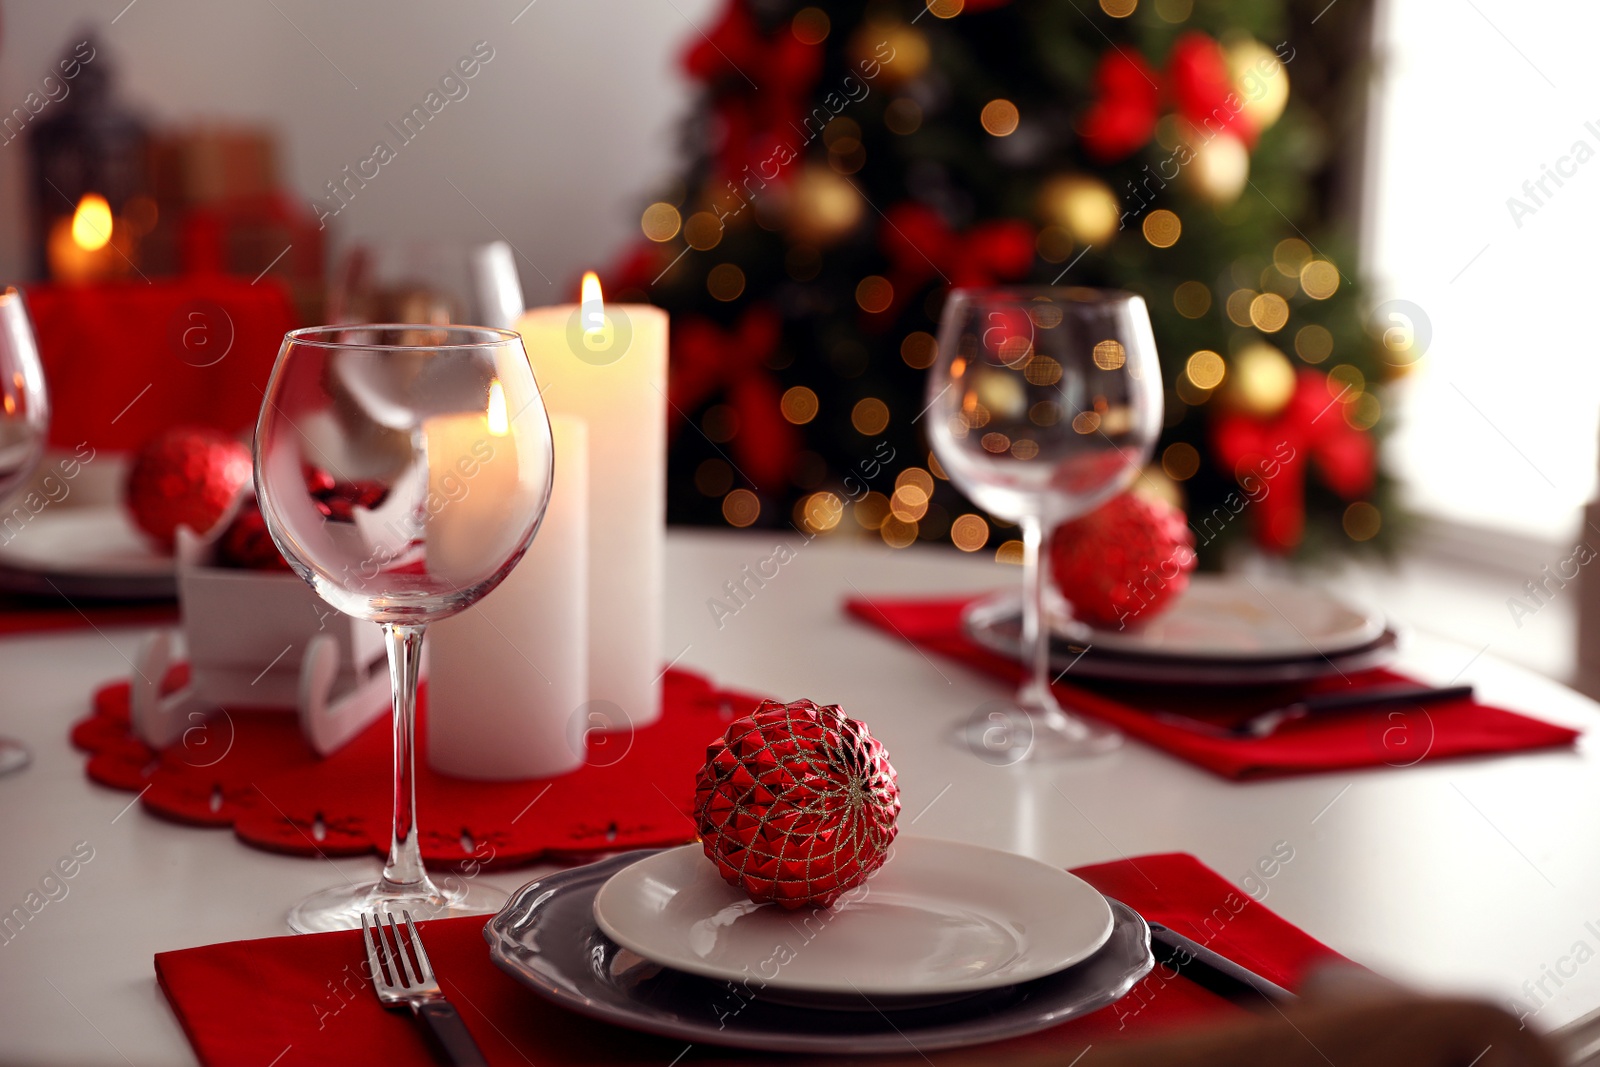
[608,0,1400,563]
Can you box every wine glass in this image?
[255,325,553,933]
[0,289,50,777]
[928,287,1162,762]
[328,241,525,329]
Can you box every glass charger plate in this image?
[964,591,1399,686]
[484,849,1154,1054]
[0,505,175,600]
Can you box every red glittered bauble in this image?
[216,501,292,572]
[694,699,900,909]
[125,428,253,549]
[1051,492,1197,628]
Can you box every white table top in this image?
[3,529,1598,1066]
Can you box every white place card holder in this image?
[129,523,394,757]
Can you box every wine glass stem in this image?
[380,622,432,893]
[1017,515,1056,716]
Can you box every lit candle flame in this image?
[486,379,508,436]
[580,271,605,340]
[70,194,113,252]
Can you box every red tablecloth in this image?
[155,851,1343,1066]
[846,594,1579,779]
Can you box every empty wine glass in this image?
[256,325,553,932]
[328,241,525,329]
[0,289,50,777]
[928,287,1162,761]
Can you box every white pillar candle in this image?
[515,277,666,727]
[426,415,589,780]
[421,379,525,584]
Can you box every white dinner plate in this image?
[1051,575,1384,661]
[591,836,1115,998]
[0,505,175,599]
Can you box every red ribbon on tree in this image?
[683,1,822,184]
[1211,371,1376,552]
[1081,32,1255,163]
[877,203,1034,319]
[669,306,797,493]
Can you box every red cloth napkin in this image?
[25,277,298,453]
[155,852,1343,1067]
[846,595,1579,779]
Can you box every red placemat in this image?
[72,667,768,867]
[154,851,1342,1067]
[846,594,1579,780]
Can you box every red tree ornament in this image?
[215,501,291,572]
[1051,492,1197,629]
[124,427,252,548]
[694,698,900,909]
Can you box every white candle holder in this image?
[129,524,393,757]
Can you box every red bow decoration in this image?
[877,203,1034,320]
[1210,371,1376,552]
[1081,52,1161,163]
[1081,32,1255,163]
[684,1,822,183]
[669,306,797,493]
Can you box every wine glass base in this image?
[287,878,507,934]
[952,704,1122,764]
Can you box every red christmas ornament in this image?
[125,428,252,548]
[694,699,900,909]
[216,501,291,572]
[1051,492,1196,629]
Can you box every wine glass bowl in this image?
[255,324,554,932]
[928,287,1163,761]
[0,288,49,779]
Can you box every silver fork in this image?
[361,910,489,1066]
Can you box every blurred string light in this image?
[1162,441,1201,480]
[1300,259,1340,299]
[1295,323,1333,363]
[1225,289,1256,327]
[781,385,819,424]
[996,540,1024,564]
[1343,502,1381,541]
[1249,292,1289,332]
[1100,0,1137,15]
[1174,280,1211,318]
[707,263,745,301]
[851,397,890,434]
[901,331,937,369]
[981,99,1020,137]
[791,6,830,43]
[885,97,922,134]
[951,513,989,551]
[1142,209,1181,248]
[641,202,681,242]
[695,458,733,496]
[722,489,760,528]
[855,275,894,313]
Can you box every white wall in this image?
[0,0,718,302]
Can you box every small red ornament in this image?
[125,428,252,549]
[694,699,899,909]
[1051,492,1196,629]
[216,501,292,572]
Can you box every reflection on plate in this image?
[965,588,1399,686]
[1061,575,1384,660]
[485,848,1155,1053]
[0,505,174,600]
[591,837,1114,997]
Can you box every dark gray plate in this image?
[483,849,1154,1054]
